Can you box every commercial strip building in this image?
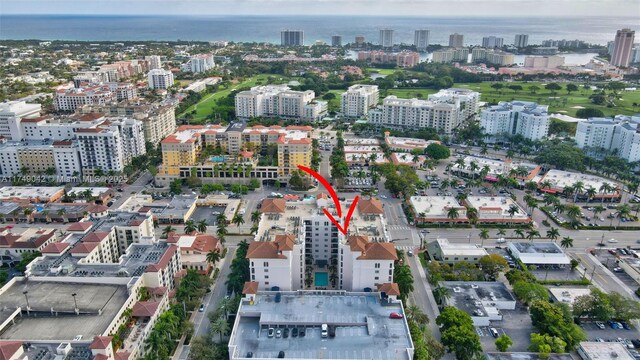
[451,155,541,182]
[480,101,550,141]
[425,238,489,264]
[235,85,327,121]
[578,341,635,360]
[340,84,379,118]
[507,242,571,266]
[441,281,516,326]
[409,195,530,225]
[537,169,620,202]
[228,289,414,359]
[155,123,313,185]
[356,51,420,67]
[465,196,530,224]
[409,196,469,224]
[249,197,393,292]
[384,133,440,152]
[368,88,480,135]
[575,116,640,163]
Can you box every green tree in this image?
[529,300,586,350]
[211,317,230,343]
[232,213,245,227]
[529,333,567,354]
[184,220,196,234]
[162,226,175,238]
[393,265,414,302]
[169,179,183,195]
[566,83,578,94]
[546,227,560,242]
[478,254,508,279]
[572,288,615,320]
[560,237,574,249]
[206,250,221,267]
[425,143,451,160]
[607,292,640,321]
[196,220,208,233]
[512,281,549,305]
[576,108,605,118]
[495,334,513,352]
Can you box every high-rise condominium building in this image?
[331,35,342,47]
[414,30,430,51]
[235,85,324,121]
[146,55,162,70]
[281,30,304,46]
[482,36,504,48]
[514,34,529,48]
[341,85,379,118]
[147,69,174,89]
[379,29,394,48]
[183,54,215,73]
[449,33,464,48]
[611,28,635,67]
[575,116,640,162]
[480,101,550,141]
[355,36,365,46]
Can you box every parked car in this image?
[609,238,619,243]
[490,328,499,338]
[276,329,282,338]
[283,328,289,338]
[277,351,285,358]
[299,327,305,337]
[621,321,632,330]
[596,321,606,329]
[268,328,275,338]
[389,312,404,319]
[321,324,328,338]
[291,327,298,337]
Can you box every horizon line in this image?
[1,13,637,18]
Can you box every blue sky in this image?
[1,0,638,16]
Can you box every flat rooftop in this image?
[454,155,539,180]
[485,353,574,360]
[344,138,380,146]
[68,187,111,198]
[385,136,438,150]
[508,242,571,265]
[0,279,129,341]
[229,291,413,360]
[345,152,387,164]
[442,281,515,318]
[430,238,488,257]
[391,153,426,165]
[0,186,63,200]
[466,196,529,221]
[547,287,591,306]
[156,195,197,219]
[410,196,467,220]
[343,145,381,153]
[540,169,618,194]
[579,342,634,360]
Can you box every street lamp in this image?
[71,293,78,314]
[22,291,30,312]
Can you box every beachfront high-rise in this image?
[331,35,343,47]
[611,28,635,67]
[482,36,504,48]
[281,30,304,46]
[514,34,529,48]
[379,29,394,48]
[449,33,464,48]
[414,30,430,51]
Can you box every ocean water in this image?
[0,15,636,45]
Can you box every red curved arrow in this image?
[297,165,342,217]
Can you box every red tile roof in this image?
[89,336,112,350]
[242,281,259,294]
[347,235,369,252]
[246,241,286,259]
[0,341,22,360]
[357,242,398,261]
[70,242,99,254]
[167,233,220,253]
[87,205,109,213]
[115,351,131,360]
[67,222,94,232]
[260,198,286,213]
[377,283,401,296]
[83,232,110,242]
[358,198,384,215]
[41,242,70,254]
[132,301,160,317]
[94,355,108,360]
[274,235,295,251]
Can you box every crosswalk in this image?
[395,245,417,250]
[387,225,414,231]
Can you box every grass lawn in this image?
[367,68,398,75]
[178,74,295,122]
[455,82,640,117]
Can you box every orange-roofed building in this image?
[340,235,397,292]
[167,232,222,274]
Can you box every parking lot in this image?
[190,206,226,223]
[594,250,640,289]
[530,267,584,281]
[477,305,535,352]
[581,320,640,348]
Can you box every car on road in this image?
[496,238,506,244]
[490,328,499,338]
[268,328,275,337]
[407,250,413,257]
[389,312,404,319]
[380,195,387,199]
[596,321,606,329]
[614,267,624,272]
[608,238,619,243]
[198,304,205,312]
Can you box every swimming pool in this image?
[315,272,328,287]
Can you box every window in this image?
[264,275,269,279]
[264,269,268,273]
[375,263,381,269]
[374,276,379,280]
[263,261,269,267]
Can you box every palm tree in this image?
[593,205,606,222]
[479,228,490,245]
[57,208,67,223]
[546,227,560,242]
[162,225,175,238]
[206,249,221,267]
[469,161,479,179]
[433,285,451,305]
[616,204,631,227]
[585,187,597,202]
[446,207,459,221]
[250,224,259,235]
[456,192,467,202]
[250,210,262,224]
[197,219,208,233]
[507,204,520,223]
[599,182,612,204]
[553,202,566,215]
[572,181,585,202]
[211,317,230,343]
[232,213,245,227]
[540,180,552,191]
[405,304,430,324]
[216,213,227,226]
[526,229,540,242]
[560,236,574,249]
[566,205,581,220]
[184,220,196,234]
[466,207,478,224]
[497,229,506,237]
[514,229,525,239]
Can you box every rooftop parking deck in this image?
[229,291,413,360]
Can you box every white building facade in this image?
[147,69,174,89]
[480,101,550,141]
[341,84,380,118]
